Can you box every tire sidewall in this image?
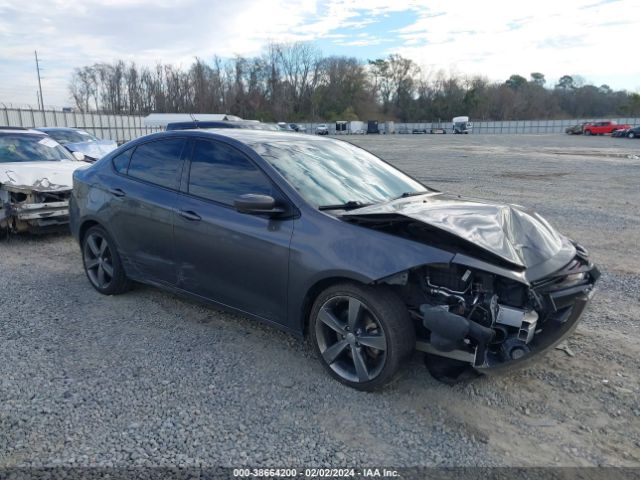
[309,283,413,391]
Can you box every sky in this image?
[1,0,639,107]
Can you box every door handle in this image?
[178,209,201,221]
[108,188,126,197]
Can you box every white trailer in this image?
[349,121,365,134]
[452,116,472,134]
[385,121,395,134]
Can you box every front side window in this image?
[252,139,427,207]
[127,138,185,190]
[188,140,273,205]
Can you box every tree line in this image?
[69,42,640,122]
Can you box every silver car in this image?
[36,127,117,162]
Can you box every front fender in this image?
[286,214,455,332]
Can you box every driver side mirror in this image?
[72,151,86,161]
[234,194,286,217]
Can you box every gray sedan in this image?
[69,130,599,390]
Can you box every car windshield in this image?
[44,129,99,144]
[252,139,428,207]
[0,134,75,163]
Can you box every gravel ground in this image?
[0,134,639,469]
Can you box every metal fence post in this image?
[98,111,105,140]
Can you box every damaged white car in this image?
[0,128,86,234]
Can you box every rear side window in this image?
[188,140,273,205]
[128,139,185,190]
[112,149,131,173]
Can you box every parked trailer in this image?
[367,120,380,134]
[349,121,365,134]
[453,116,472,134]
[385,121,395,134]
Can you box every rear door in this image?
[105,137,187,285]
[173,138,294,324]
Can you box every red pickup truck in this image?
[583,121,631,136]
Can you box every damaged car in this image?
[70,130,599,390]
[36,127,117,162]
[1,127,86,234]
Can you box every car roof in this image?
[188,128,324,144]
[133,128,332,148]
[166,120,270,130]
[35,127,81,132]
[0,127,47,135]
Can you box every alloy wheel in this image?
[83,232,114,290]
[315,295,387,383]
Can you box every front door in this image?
[173,138,293,324]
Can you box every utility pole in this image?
[35,50,44,112]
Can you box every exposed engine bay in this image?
[382,248,599,376]
[411,263,540,366]
[0,185,72,234]
[341,196,600,379]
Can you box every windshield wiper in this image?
[318,201,372,211]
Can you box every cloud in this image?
[390,0,640,87]
[0,0,430,105]
[0,0,638,106]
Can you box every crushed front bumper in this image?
[482,254,600,371]
[416,253,600,372]
[479,283,596,372]
[2,201,71,231]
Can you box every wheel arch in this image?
[299,274,372,337]
[78,218,129,260]
[78,218,101,243]
[78,218,129,274]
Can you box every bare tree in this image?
[67,51,638,121]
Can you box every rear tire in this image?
[82,225,131,295]
[629,132,636,139]
[310,282,415,391]
[584,130,592,136]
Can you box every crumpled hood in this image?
[0,161,86,192]
[65,140,117,160]
[343,192,574,268]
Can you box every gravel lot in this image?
[1,134,639,469]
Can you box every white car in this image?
[316,124,329,135]
[0,128,86,233]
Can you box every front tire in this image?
[82,225,131,295]
[310,283,415,391]
[629,132,636,139]
[584,130,592,136]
